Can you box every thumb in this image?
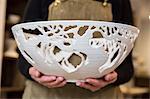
[29,67,41,78]
[104,71,118,82]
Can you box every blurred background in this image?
[0,0,150,98]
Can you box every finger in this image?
[47,77,65,87]
[44,80,66,88]
[85,79,101,87]
[29,67,41,78]
[104,71,118,81]
[53,80,67,88]
[107,77,117,84]
[76,82,97,92]
[38,76,57,83]
[86,78,110,88]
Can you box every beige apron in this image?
[48,0,112,21]
[23,0,124,99]
[23,80,123,99]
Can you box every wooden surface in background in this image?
[0,0,6,86]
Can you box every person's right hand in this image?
[29,67,67,88]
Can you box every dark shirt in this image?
[17,0,134,86]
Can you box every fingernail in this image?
[35,72,40,77]
[105,77,110,81]
[63,81,67,85]
[86,79,90,82]
[51,76,56,80]
[106,76,113,81]
[105,77,109,81]
[58,77,63,81]
[76,82,81,86]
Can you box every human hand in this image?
[76,71,117,92]
[29,67,67,88]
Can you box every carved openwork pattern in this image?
[12,21,139,82]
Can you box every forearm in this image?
[17,0,54,81]
[111,0,134,86]
[17,53,33,81]
[112,52,134,86]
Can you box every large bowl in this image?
[11,20,139,82]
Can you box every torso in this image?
[48,0,112,21]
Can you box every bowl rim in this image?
[12,20,140,33]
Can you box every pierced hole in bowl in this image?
[99,27,105,32]
[107,27,111,36]
[118,40,121,43]
[111,49,119,62]
[43,26,50,32]
[59,25,63,28]
[78,26,89,36]
[80,52,87,60]
[118,32,122,36]
[49,25,52,28]
[90,41,93,45]
[23,50,35,64]
[111,28,115,34]
[67,33,74,38]
[59,58,64,65]
[64,60,68,67]
[92,31,103,38]
[37,42,41,48]
[22,28,42,35]
[91,26,96,30]
[48,33,53,37]
[54,25,56,29]
[96,42,99,45]
[49,43,51,46]
[114,27,118,30]
[23,50,33,60]
[53,46,61,55]
[68,53,82,68]
[55,29,60,33]
[64,35,68,38]
[105,46,109,52]
[124,46,127,52]
[64,25,77,31]
[64,42,71,46]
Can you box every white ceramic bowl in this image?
[12,20,139,82]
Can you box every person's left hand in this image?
[76,71,118,92]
